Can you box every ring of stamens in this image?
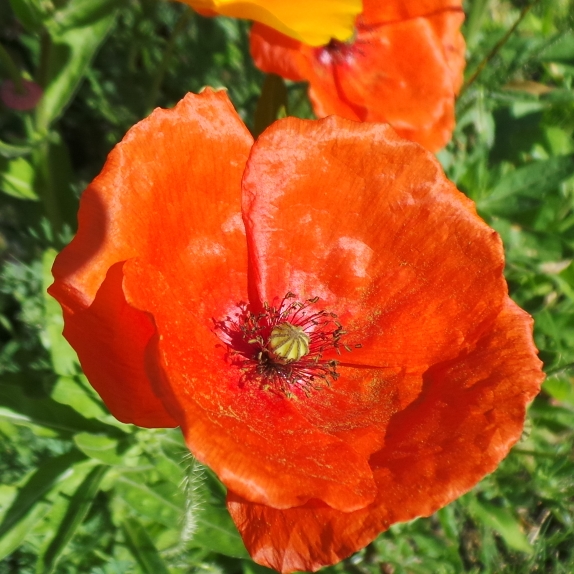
[214,293,350,396]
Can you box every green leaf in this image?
[478,155,574,214]
[539,30,574,63]
[115,476,182,527]
[0,502,49,561]
[73,433,124,465]
[543,376,574,407]
[530,399,574,431]
[36,8,118,130]
[121,516,170,574]
[37,465,108,574]
[242,563,275,574]
[0,156,38,200]
[0,374,124,436]
[50,376,107,419]
[192,503,248,559]
[0,451,86,559]
[467,498,532,554]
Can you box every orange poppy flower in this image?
[177,0,362,46]
[49,90,543,573]
[250,0,466,151]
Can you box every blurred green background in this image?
[1,0,574,572]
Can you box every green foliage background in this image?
[1,0,574,572]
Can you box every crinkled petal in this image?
[51,89,377,513]
[50,90,253,426]
[250,24,311,83]
[242,116,507,374]
[250,23,362,120]
[333,15,463,150]
[289,367,423,459]
[180,0,361,45]
[250,0,465,151]
[51,262,176,427]
[227,299,544,573]
[361,0,463,25]
[122,256,377,512]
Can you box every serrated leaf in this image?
[478,155,574,214]
[0,451,85,559]
[121,516,170,574]
[37,465,108,574]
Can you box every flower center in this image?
[316,33,358,66]
[214,293,347,397]
[269,322,310,363]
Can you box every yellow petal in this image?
[179,0,361,45]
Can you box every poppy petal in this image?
[288,366,423,459]
[361,0,463,25]
[122,256,377,512]
[50,90,253,425]
[250,0,466,151]
[250,23,363,121]
[242,115,507,373]
[50,261,176,427]
[250,24,310,83]
[179,0,362,46]
[51,89,378,513]
[227,299,543,573]
[324,13,464,150]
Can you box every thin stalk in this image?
[460,0,542,96]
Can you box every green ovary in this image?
[269,322,310,363]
